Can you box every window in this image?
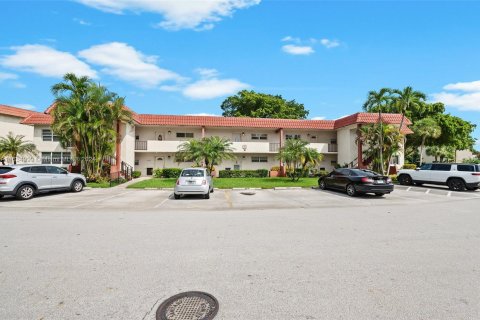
[0,167,14,174]
[431,163,451,171]
[134,159,139,166]
[252,156,268,163]
[47,166,66,174]
[41,152,71,165]
[41,129,60,142]
[135,135,139,140]
[420,163,432,170]
[251,133,268,140]
[62,152,71,164]
[30,166,47,174]
[157,135,163,141]
[41,152,52,164]
[457,164,476,172]
[330,139,337,144]
[181,169,205,177]
[52,152,62,164]
[286,134,301,140]
[20,167,31,173]
[176,132,194,138]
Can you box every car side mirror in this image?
[415,168,420,171]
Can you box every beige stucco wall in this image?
[0,115,34,141]
[336,125,357,166]
[120,122,135,166]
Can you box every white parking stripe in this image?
[154,198,169,208]
[447,191,452,197]
[425,189,431,194]
[71,191,133,208]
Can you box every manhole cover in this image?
[240,191,256,195]
[156,291,219,320]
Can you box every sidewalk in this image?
[115,176,150,188]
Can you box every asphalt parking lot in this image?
[1,185,479,320]
[0,184,479,211]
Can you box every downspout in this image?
[357,124,363,169]
[279,128,285,177]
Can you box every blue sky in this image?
[1,0,479,142]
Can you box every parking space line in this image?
[71,191,133,208]
[406,187,412,191]
[154,198,170,208]
[425,189,431,194]
[447,191,452,197]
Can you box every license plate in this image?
[375,180,385,184]
[187,181,196,185]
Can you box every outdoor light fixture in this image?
[242,144,247,151]
[168,130,171,135]
[242,132,245,136]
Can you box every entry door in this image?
[146,168,153,176]
[232,133,242,142]
[29,166,53,189]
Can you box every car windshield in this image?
[351,169,379,177]
[181,169,204,177]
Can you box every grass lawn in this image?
[127,177,318,189]
[86,181,111,188]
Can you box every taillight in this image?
[0,174,16,179]
[176,179,180,185]
[386,178,392,183]
[202,180,207,185]
[361,177,374,183]
[472,173,480,176]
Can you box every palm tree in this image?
[176,136,235,173]
[426,145,455,163]
[413,118,442,165]
[362,88,392,175]
[51,73,132,181]
[0,132,37,164]
[278,139,310,181]
[301,147,323,176]
[391,86,427,132]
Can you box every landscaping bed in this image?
[127,177,319,189]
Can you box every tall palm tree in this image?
[278,139,310,181]
[362,88,392,174]
[51,73,132,181]
[391,86,427,132]
[176,136,235,173]
[301,147,323,176]
[413,118,442,165]
[0,132,37,164]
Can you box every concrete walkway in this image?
[115,176,150,188]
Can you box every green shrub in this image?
[132,170,141,178]
[389,174,398,183]
[161,168,183,178]
[153,168,163,178]
[402,163,417,170]
[219,169,269,178]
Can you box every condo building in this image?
[0,104,412,175]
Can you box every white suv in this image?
[0,165,87,200]
[397,163,480,191]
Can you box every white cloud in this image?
[431,80,480,111]
[183,78,250,99]
[78,42,182,88]
[195,68,219,79]
[13,104,36,110]
[319,38,340,49]
[12,82,26,89]
[74,18,92,26]
[0,72,18,81]
[77,0,261,31]
[282,44,314,56]
[311,116,326,120]
[281,36,300,43]
[1,44,97,78]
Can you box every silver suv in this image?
[0,165,87,200]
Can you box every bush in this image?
[132,170,141,178]
[162,168,183,178]
[389,174,398,183]
[270,166,280,172]
[153,168,163,178]
[219,169,269,178]
[402,163,417,170]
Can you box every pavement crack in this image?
[141,298,160,320]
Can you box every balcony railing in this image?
[135,140,147,150]
[328,144,338,152]
[269,143,280,152]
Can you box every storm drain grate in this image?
[156,291,218,320]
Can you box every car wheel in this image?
[16,185,35,200]
[398,174,412,185]
[0,195,4,199]
[204,192,210,199]
[210,187,214,193]
[346,184,357,197]
[319,180,327,190]
[375,193,385,197]
[174,193,180,199]
[71,180,84,192]
[448,178,466,191]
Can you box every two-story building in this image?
[0,104,412,175]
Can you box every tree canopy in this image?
[220,90,309,119]
[0,132,38,164]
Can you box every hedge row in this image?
[219,169,269,178]
[154,168,183,178]
[402,163,417,170]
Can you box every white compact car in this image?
[174,168,214,199]
[397,163,480,191]
[0,165,87,200]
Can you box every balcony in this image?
[135,140,147,150]
[308,143,338,153]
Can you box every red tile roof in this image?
[0,104,38,118]
[3,103,411,133]
[137,114,336,129]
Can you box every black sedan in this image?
[318,168,394,197]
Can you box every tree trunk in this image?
[419,137,426,165]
